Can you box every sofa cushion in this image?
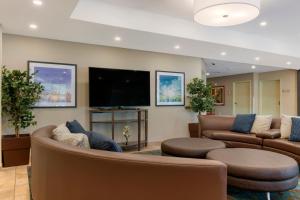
[264,139,300,156]
[87,131,123,152]
[231,114,256,134]
[289,118,300,142]
[202,130,262,145]
[251,115,272,134]
[255,129,281,139]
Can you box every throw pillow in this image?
[66,120,86,133]
[53,124,90,149]
[231,114,256,134]
[280,114,300,139]
[289,118,300,142]
[87,131,122,152]
[66,120,92,139]
[281,114,292,139]
[251,115,273,134]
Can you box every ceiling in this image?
[0,0,299,76]
[204,59,284,78]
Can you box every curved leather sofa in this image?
[197,115,300,163]
[31,126,227,200]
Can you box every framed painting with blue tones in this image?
[156,71,185,106]
[28,61,77,108]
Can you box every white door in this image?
[233,81,251,115]
[259,80,280,116]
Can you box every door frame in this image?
[232,80,252,115]
[258,80,281,116]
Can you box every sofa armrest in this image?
[256,129,281,139]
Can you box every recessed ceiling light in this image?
[174,45,181,50]
[29,24,38,29]
[206,72,210,76]
[260,21,267,27]
[254,57,260,61]
[251,65,256,69]
[114,36,122,41]
[286,61,292,65]
[220,52,227,56]
[193,0,260,27]
[33,0,43,6]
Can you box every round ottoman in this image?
[207,148,299,193]
[161,138,225,158]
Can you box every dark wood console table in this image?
[89,108,148,151]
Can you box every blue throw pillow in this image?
[87,131,123,152]
[66,120,92,139]
[231,114,256,134]
[66,120,86,133]
[289,118,300,142]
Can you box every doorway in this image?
[233,81,252,115]
[259,80,280,116]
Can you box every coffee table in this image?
[207,148,299,200]
[161,138,225,158]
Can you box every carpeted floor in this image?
[136,150,300,200]
[27,151,300,200]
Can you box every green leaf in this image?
[1,66,44,135]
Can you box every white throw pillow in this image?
[52,124,90,149]
[251,115,273,134]
[281,114,292,139]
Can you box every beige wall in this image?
[208,70,298,116]
[2,34,204,142]
[208,73,254,115]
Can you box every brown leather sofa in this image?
[31,125,227,200]
[195,115,300,163]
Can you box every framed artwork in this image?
[212,86,225,106]
[28,61,77,108]
[156,71,185,106]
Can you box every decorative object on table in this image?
[1,66,44,167]
[28,61,77,108]
[212,86,225,106]
[122,125,131,145]
[187,78,215,114]
[155,71,185,106]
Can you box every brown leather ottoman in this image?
[161,138,225,158]
[207,148,299,199]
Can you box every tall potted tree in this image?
[187,78,215,137]
[2,67,43,167]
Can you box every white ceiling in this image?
[204,59,284,78]
[0,0,300,76]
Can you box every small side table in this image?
[89,108,148,151]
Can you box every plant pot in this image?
[188,123,199,138]
[2,134,31,167]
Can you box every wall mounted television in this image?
[89,67,150,107]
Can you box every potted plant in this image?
[1,67,43,167]
[187,78,215,137]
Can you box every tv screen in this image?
[89,67,150,107]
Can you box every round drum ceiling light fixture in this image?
[194,0,260,27]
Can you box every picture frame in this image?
[212,86,225,106]
[28,61,77,108]
[155,71,185,106]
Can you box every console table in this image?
[89,108,148,151]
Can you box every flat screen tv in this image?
[89,67,150,107]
